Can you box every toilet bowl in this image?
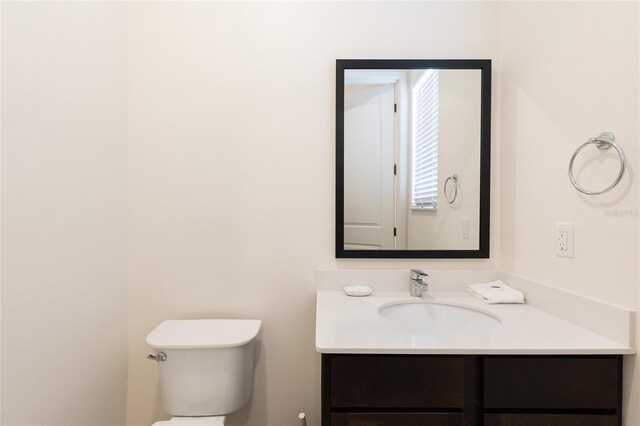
[147,319,261,426]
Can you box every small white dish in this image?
[343,285,372,297]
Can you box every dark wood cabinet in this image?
[484,356,621,410]
[484,414,618,426]
[321,354,622,426]
[331,355,464,408]
[332,413,464,426]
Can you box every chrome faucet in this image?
[410,269,429,297]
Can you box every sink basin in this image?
[379,300,501,333]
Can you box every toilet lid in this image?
[147,319,262,349]
[152,416,225,426]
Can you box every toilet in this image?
[146,319,262,426]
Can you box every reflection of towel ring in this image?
[568,131,626,195]
[444,174,458,204]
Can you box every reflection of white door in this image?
[344,84,396,249]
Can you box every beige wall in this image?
[126,2,501,425]
[1,2,129,425]
[498,2,639,424]
[3,2,638,426]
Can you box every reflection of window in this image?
[411,69,439,209]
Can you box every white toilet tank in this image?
[147,319,262,416]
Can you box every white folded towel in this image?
[466,280,525,304]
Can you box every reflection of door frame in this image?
[345,71,408,249]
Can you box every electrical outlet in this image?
[557,228,567,250]
[556,223,574,258]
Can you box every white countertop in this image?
[315,290,635,355]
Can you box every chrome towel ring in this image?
[568,131,626,195]
[444,174,458,204]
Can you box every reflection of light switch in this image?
[462,218,469,239]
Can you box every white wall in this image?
[4,3,637,426]
[498,2,639,424]
[126,3,501,425]
[1,3,129,425]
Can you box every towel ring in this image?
[444,174,458,204]
[568,132,626,195]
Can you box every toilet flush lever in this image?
[147,352,167,362]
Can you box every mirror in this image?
[336,59,491,258]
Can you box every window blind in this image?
[411,69,439,209]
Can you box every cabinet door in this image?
[484,414,618,426]
[332,412,464,426]
[484,356,620,409]
[331,355,464,408]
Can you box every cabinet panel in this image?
[484,356,620,409]
[331,355,464,408]
[332,412,464,426]
[484,414,618,426]
[322,354,622,426]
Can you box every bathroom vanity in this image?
[315,270,635,426]
[322,354,622,426]
[329,58,634,425]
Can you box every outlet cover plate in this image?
[556,223,574,258]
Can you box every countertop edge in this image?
[315,346,637,355]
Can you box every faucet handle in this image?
[410,269,428,282]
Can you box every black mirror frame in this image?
[336,59,491,258]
